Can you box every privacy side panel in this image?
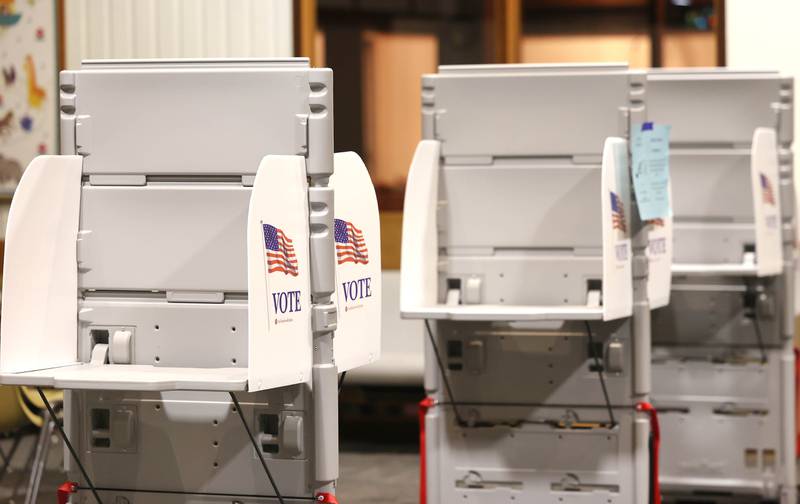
[248,155,312,391]
[601,138,633,321]
[646,212,673,309]
[331,152,382,372]
[750,128,783,276]
[400,140,440,313]
[0,156,83,373]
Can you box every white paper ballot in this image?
[632,122,671,221]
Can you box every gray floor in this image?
[339,451,419,504]
[0,431,63,503]
[0,433,419,504]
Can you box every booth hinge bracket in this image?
[311,303,337,334]
[296,113,309,157]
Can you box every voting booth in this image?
[648,69,795,503]
[0,59,381,503]
[401,64,671,504]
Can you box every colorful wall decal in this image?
[0,0,57,237]
[0,0,22,27]
[23,53,45,108]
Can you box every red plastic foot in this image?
[57,481,78,504]
[316,492,339,504]
[418,397,435,504]
[636,402,661,504]
[794,348,799,456]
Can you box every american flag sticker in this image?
[263,223,298,276]
[610,191,627,234]
[335,218,369,265]
[760,173,776,206]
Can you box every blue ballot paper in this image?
[631,122,671,221]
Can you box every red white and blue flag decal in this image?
[610,191,627,233]
[760,173,775,206]
[263,223,298,276]
[335,218,369,265]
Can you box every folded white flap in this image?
[646,185,673,309]
[330,152,382,372]
[0,155,83,374]
[600,138,633,321]
[247,155,312,392]
[400,140,441,315]
[751,127,783,277]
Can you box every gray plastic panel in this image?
[429,69,631,157]
[429,405,636,504]
[444,256,601,307]
[671,151,753,220]
[657,404,780,496]
[71,67,309,175]
[651,348,784,498]
[672,225,754,265]
[73,389,311,497]
[442,163,601,249]
[652,278,780,347]
[648,72,784,268]
[652,349,778,403]
[79,185,249,292]
[436,320,634,406]
[646,71,780,145]
[79,298,248,368]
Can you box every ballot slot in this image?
[257,412,280,454]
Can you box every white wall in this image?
[726,0,800,312]
[726,0,800,151]
[726,0,800,215]
[64,0,293,69]
[0,0,59,239]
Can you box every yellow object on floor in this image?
[0,385,64,433]
[0,385,27,433]
[17,386,63,427]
